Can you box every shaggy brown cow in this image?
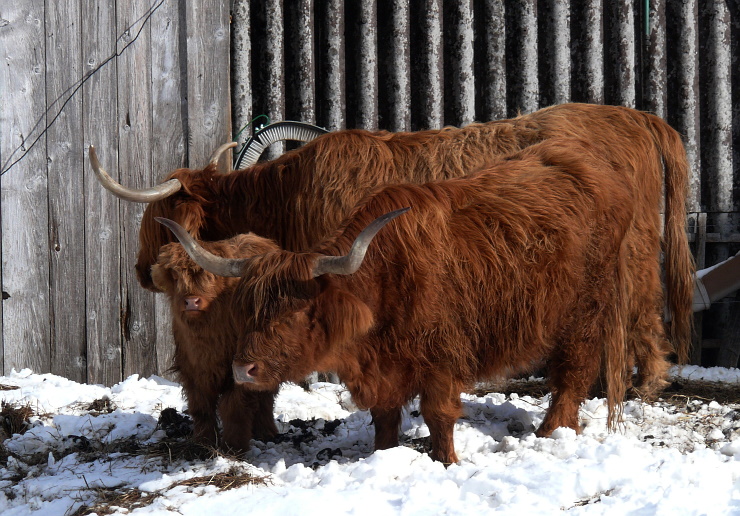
[158,138,637,465]
[150,236,279,453]
[90,103,693,397]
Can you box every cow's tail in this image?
[647,114,695,365]
[606,243,629,432]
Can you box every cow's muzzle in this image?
[232,362,258,384]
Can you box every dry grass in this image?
[69,466,269,515]
[85,396,116,416]
[0,384,19,391]
[170,465,270,491]
[0,401,33,441]
[71,488,158,516]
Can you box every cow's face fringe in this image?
[152,233,278,327]
[233,253,375,389]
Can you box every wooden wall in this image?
[0,0,231,386]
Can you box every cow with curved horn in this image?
[91,104,693,445]
[90,122,324,449]
[157,138,639,465]
[150,232,280,453]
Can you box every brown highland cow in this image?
[158,138,638,465]
[150,236,279,453]
[91,103,693,447]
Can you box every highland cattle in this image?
[158,138,639,464]
[150,236,279,452]
[91,103,693,418]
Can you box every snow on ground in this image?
[2,366,740,515]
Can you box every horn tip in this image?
[154,217,176,229]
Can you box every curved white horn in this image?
[89,145,182,203]
[312,207,410,277]
[155,217,248,277]
[209,141,238,168]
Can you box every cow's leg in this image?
[371,407,402,450]
[180,377,219,448]
[419,381,463,465]
[251,389,279,440]
[218,386,256,454]
[629,310,670,399]
[537,320,607,437]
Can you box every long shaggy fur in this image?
[136,104,693,395]
[151,236,279,453]
[225,138,635,464]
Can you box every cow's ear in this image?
[318,287,374,346]
[150,264,174,294]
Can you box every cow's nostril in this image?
[233,362,258,384]
[183,296,202,311]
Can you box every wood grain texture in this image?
[116,0,157,380]
[150,0,186,380]
[0,1,52,375]
[47,0,86,383]
[185,0,232,167]
[82,0,122,386]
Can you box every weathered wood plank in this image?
[186,0,232,166]
[444,0,475,126]
[150,0,186,380]
[231,0,252,143]
[117,0,156,380]
[645,0,667,118]
[317,0,345,130]
[46,0,86,383]
[667,0,701,213]
[357,0,378,129]
[478,0,507,121]
[700,2,733,214]
[410,0,443,129]
[82,0,122,385]
[605,0,636,107]
[0,1,52,376]
[287,0,316,124]
[345,0,377,129]
[250,0,282,160]
[571,0,604,104]
[505,0,538,114]
[385,0,410,131]
[540,0,571,106]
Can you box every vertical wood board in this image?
[81,0,123,386]
[0,1,52,375]
[46,0,87,384]
[150,0,186,380]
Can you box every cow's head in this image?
[231,256,375,391]
[89,143,236,292]
[151,233,278,325]
[155,208,409,390]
